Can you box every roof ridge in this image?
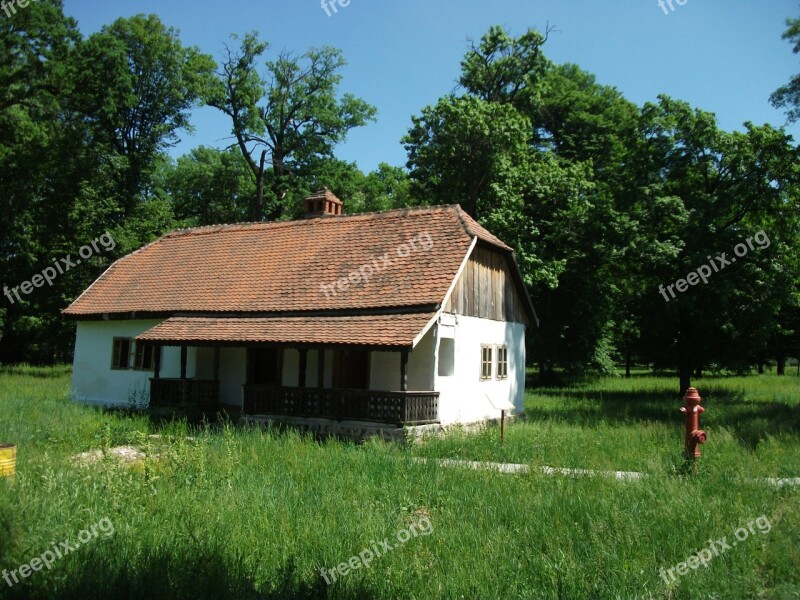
[162,204,464,239]
[452,206,512,251]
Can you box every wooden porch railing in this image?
[242,386,439,426]
[149,378,219,410]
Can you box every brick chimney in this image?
[304,187,343,218]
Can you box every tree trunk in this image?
[679,363,692,397]
[253,172,265,221]
[267,151,287,221]
[677,306,691,395]
[252,149,267,221]
[758,362,764,375]
[776,355,786,376]
[625,351,631,378]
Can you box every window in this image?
[496,345,508,380]
[112,338,132,370]
[480,346,493,380]
[113,338,157,371]
[134,342,155,371]
[438,338,455,376]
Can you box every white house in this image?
[64,190,537,439]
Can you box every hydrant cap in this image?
[684,387,702,403]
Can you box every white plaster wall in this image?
[408,327,435,391]
[433,314,526,425]
[369,328,435,392]
[72,320,164,407]
[158,346,196,379]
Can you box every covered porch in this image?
[243,387,438,425]
[148,343,221,410]
[138,313,440,426]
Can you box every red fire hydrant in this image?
[680,387,707,461]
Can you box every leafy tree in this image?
[0,0,80,363]
[459,25,550,111]
[406,28,640,375]
[405,25,800,389]
[162,147,255,226]
[771,16,800,124]
[2,11,212,363]
[280,159,411,219]
[404,95,532,217]
[633,97,800,391]
[206,33,376,221]
[68,14,215,220]
[354,163,412,213]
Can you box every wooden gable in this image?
[443,244,534,325]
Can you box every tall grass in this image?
[414,374,800,478]
[0,368,798,599]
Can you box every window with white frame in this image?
[496,345,508,380]
[480,345,493,380]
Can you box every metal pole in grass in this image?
[487,395,515,446]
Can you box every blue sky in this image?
[63,0,799,172]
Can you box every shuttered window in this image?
[112,338,132,370]
[496,345,508,380]
[480,346,493,380]
[134,343,155,371]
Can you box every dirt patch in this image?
[72,445,146,466]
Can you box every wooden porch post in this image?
[213,346,220,381]
[400,349,409,392]
[153,345,161,379]
[298,348,308,388]
[317,349,325,388]
[245,348,251,385]
[180,346,187,380]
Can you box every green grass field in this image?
[0,366,798,599]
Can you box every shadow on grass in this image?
[526,389,800,449]
[3,553,376,600]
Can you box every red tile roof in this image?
[64,205,511,317]
[136,313,437,348]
